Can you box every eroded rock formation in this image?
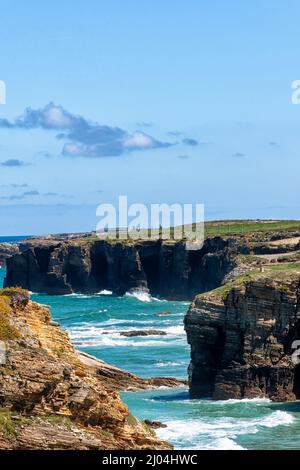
[5,237,237,299]
[185,273,300,401]
[0,288,173,449]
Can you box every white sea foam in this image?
[98,290,113,295]
[100,319,144,326]
[204,438,245,450]
[156,361,186,368]
[155,410,294,450]
[125,290,163,302]
[258,410,294,427]
[69,324,176,347]
[63,293,90,298]
[163,325,185,335]
[215,397,272,405]
[125,290,153,302]
[73,337,172,348]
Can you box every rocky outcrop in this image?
[0,243,19,267]
[185,273,300,401]
[5,237,237,300]
[120,330,167,337]
[77,351,186,391]
[0,288,173,450]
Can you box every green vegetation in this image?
[266,262,300,273]
[0,296,12,316]
[0,295,20,341]
[199,262,300,302]
[0,409,76,438]
[203,220,300,238]
[0,315,19,341]
[39,414,73,429]
[99,428,113,439]
[0,409,18,436]
[237,254,262,264]
[0,288,29,307]
[199,269,261,301]
[100,219,300,242]
[126,412,138,426]
[0,288,29,341]
[141,420,156,437]
[27,219,300,244]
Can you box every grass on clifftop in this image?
[0,288,29,306]
[199,262,300,302]
[0,290,23,341]
[26,219,300,244]
[114,220,300,242]
[203,220,300,238]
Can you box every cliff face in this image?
[185,274,300,401]
[0,288,171,450]
[0,244,19,267]
[5,237,237,299]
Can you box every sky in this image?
[1,0,300,235]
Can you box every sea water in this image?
[1,263,300,450]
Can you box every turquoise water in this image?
[1,265,300,450]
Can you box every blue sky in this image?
[1,0,300,235]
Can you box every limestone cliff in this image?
[185,270,300,401]
[0,288,172,450]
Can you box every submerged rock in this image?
[120,329,167,337]
[154,312,173,316]
[144,420,167,429]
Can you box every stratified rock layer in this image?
[5,237,236,299]
[185,275,300,401]
[0,289,172,449]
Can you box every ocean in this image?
[0,236,31,244]
[1,256,300,450]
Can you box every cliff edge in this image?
[0,288,172,450]
[4,237,236,299]
[185,265,300,401]
[5,221,300,299]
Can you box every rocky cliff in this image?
[0,288,172,450]
[0,243,19,268]
[185,270,300,401]
[4,237,237,299]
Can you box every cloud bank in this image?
[0,103,173,158]
[182,137,199,146]
[1,159,28,167]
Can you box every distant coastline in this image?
[0,236,31,244]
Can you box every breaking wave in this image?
[125,290,162,302]
[156,410,294,450]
